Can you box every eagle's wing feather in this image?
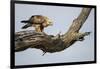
[22,23,32,29]
[21,20,30,23]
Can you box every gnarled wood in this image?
[15,8,92,54]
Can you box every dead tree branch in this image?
[15,8,92,54]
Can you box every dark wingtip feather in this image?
[21,24,32,29]
[21,20,30,23]
[22,25,28,29]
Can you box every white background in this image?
[0,0,99,69]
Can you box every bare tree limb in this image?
[15,8,92,54]
[67,8,91,33]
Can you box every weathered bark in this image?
[15,8,92,54]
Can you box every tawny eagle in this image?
[21,15,53,32]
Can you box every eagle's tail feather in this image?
[22,24,32,29]
[21,20,30,23]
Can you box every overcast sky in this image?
[15,3,94,65]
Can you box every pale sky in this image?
[15,3,94,65]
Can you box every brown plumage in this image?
[21,15,53,32]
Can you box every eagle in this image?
[21,15,53,32]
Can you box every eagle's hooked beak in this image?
[48,19,53,26]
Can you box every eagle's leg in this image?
[34,25,44,32]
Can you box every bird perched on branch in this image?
[21,15,53,32]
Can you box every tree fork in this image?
[15,8,92,53]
